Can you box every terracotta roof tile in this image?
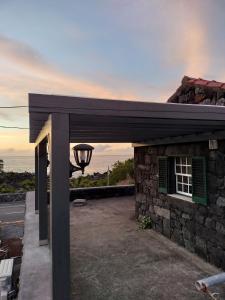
[184,76,225,90]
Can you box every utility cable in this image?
[0,126,29,130]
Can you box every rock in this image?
[216,222,225,235]
[73,199,87,207]
[217,196,225,207]
[182,213,190,220]
[154,206,170,219]
[205,217,215,229]
[201,98,212,105]
[216,98,225,106]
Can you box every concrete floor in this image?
[18,192,51,300]
[70,196,225,300]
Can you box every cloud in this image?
[108,1,210,80]
[164,9,209,78]
[0,34,138,102]
[90,144,111,153]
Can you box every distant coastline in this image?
[0,154,133,174]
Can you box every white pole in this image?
[107,166,110,186]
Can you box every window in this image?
[158,156,207,205]
[175,157,192,197]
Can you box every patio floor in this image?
[70,196,225,300]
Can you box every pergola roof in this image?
[29,93,225,144]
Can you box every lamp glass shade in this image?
[72,144,94,171]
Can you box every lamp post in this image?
[70,144,94,177]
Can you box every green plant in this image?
[138,215,152,230]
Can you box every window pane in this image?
[187,166,192,175]
[189,177,192,184]
[176,166,181,173]
[182,166,187,174]
[187,157,191,165]
[183,176,188,184]
[177,175,182,183]
[182,157,186,164]
[184,185,188,193]
[176,157,180,164]
[189,185,192,194]
[178,184,182,192]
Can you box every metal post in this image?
[38,140,48,245]
[49,113,70,300]
[35,146,39,213]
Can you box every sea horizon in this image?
[0,154,133,174]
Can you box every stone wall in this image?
[70,185,135,201]
[0,192,26,203]
[135,141,225,269]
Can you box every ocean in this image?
[0,154,133,175]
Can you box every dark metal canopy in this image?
[29,93,225,144]
[30,92,225,300]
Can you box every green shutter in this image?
[192,157,207,205]
[158,157,168,193]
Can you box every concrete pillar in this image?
[49,113,70,300]
[38,140,48,245]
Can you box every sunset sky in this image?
[1,0,225,156]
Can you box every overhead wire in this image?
[0,106,29,129]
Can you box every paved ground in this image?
[0,201,25,239]
[70,196,225,300]
[18,192,51,300]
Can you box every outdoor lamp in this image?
[70,144,94,177]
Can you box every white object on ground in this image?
[0,258,14,300]
[196,272,225,292]
[73,199,87,206]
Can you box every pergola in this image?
[29,93,225,300]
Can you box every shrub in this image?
[138,215,152,230]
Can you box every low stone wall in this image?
[70,185,135,201]
[0,192,26,203]
[135,141,225,270]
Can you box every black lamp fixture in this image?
[70,144,94,177]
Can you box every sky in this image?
[1,0,225,156]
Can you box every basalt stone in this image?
[154,206,170,219]
[171,229,184,246]
[181,213,191,220]
[184,239,195,253]
[198,206,208,216]
[216,222,225,235]
[208,174,218,193]
[195,236,207,254]
[215,153,225,177]
[195,214,205,226]
[205,217,216,230]
[182,228,192,240]
[217,196,225,207]
[216,98,225,106]
[163,219,170,238]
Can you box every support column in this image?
[49,113,70,300]
[35,146,39,213]
[38,140,48,245]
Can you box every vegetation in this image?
[0,172,35,193]
[138,215,152,230]
[0,158,134,193]
[70,158,134,188]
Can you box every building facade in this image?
[135,76,225,269]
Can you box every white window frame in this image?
[174,157,192,197]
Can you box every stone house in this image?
[135,76,225,269]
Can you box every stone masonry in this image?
[135,141,225,269]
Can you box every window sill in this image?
[168,193,193,203]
